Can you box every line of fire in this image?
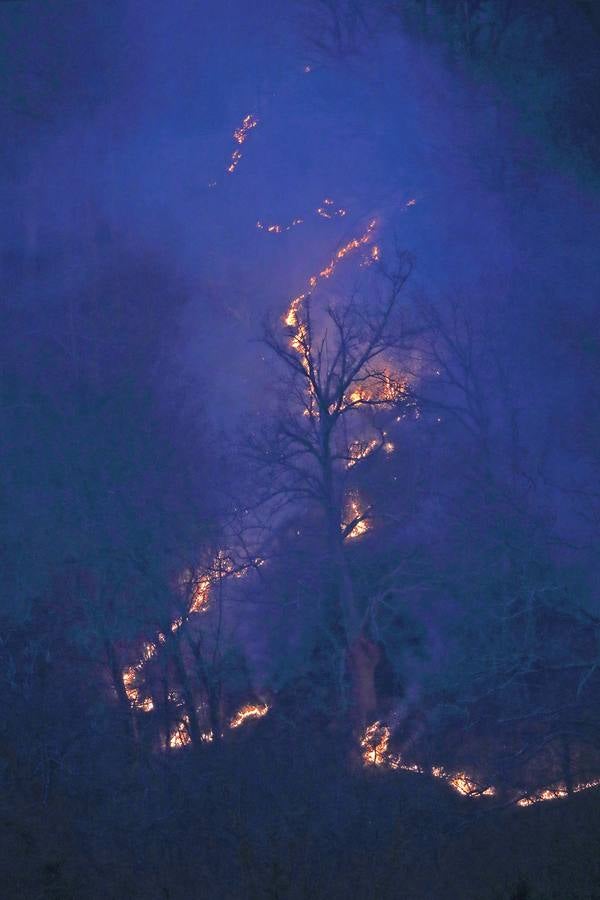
[4,3,600,896]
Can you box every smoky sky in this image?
[2,0,600,424]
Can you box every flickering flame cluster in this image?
[279,213,414,542]
[345,434,395,469]
[517,778,600,807]
[216,108,600,811]
[342,371,411,411]
[257,217,304,234]
[361,244,381,267]
[122,550,265,745]
[361,721,493,797]
[316,197,347,219]
[256,197,347,235]
[166,703,270,749]
[227,113,259,174]
[360,722,600,806]
[346,438,379,468]
[283,217,378,337]
[343,492,371,540]
[230,702,270,729]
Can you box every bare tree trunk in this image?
[161,671,171,754]
[188,636,222,742]
[104,639,138,748]
[172,640,203,748]
[347,634,381,733]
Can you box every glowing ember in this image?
[361,244,380,267]
[258,198,345,236]
[283,219,378,341]
[359,723,600,804]
[318,219,377,280]
[447,772,496,797]
[229,702,269,729]
[316,198,347,219]
[343,492,371,540]
[284,293,306,329]
[346,438,379,468]
[187,572,212,613]
[228,149,243,174]
[121,553,263,715]
[341,370,410,411]
[233,113,258,145]
[257,217,304,234]
[517,778,600,807]
[122,644,157,710]
[227,114,259,174]
[360,722,496,798]
[379,371,409,403]
[169,716,192,749]
[360,721,391,766]
[290,322,309,357]
[122,665,141,706]
[142,641,157,662]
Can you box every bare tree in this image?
[252,254,416,732]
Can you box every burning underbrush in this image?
[358,716,600,810]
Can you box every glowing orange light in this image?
[233,113,259,145]
[360,722,496,797]
[257,217,304,234]
[346,438,379,468]
[227,114,258,174]
[343,492,371,540]
[230,702,270,729]
[517,779,600,807]
[360,721,391,766]
[169,717,192,749]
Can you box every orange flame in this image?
[343,492,370,540]
[282,219,379,357]
[227,114,258,174]
[360,721,496,796]
[346,438,379,468]
[230,702,270,729]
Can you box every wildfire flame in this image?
[360,721,496,796]
[359,723,600,804]
[340,371,411,413]
[343,492,371,540]
[316,197,347,219]
[346,438,379,468]
[257,198,346,236]
[361,244,380,267]
[360,721,391,766]
[169,716,192,749]
[229,702,270,729]
[233,113,259,145]
[122,552,263,710]
[283,218,378,336]
[517,779,600,807]
[257,217,304,234]
[227,113,259,174]
[317,218,377,281]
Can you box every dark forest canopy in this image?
[1,1,600,897]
